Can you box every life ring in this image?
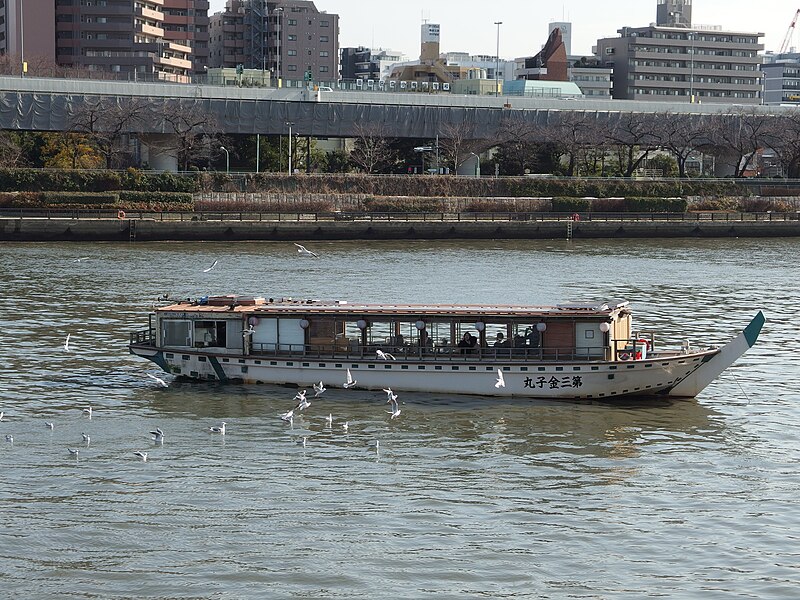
[619,351,631,361]
[117,210,126,219]
[636,338,650,360]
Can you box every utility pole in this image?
[286,122,294,175]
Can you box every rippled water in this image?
[1,238,799,598]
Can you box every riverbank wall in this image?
[2,216,799,241]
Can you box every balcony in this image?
[135,6,165,22]
[135,22,165,37]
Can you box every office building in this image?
[762,53,800,104]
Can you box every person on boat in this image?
[493,333,509,347]
[458,332,477,354]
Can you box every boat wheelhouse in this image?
[129,296,764,400]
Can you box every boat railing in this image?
[249,342,613,362]
[130,328,156,345]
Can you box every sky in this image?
[209,1,796,59]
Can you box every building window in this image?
[288,34,297,41]
[320,20,329,27]
[320,51,328,57]
[287,65,297,71]
[287,19,297,26]
[287,50,297,56]
[320,66,329,72]
[320,36,329,42]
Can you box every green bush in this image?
[117,191,194,206]
[552,197,591,212]
[0,192,42,208]
[41,191,119,205]
[362,196,446,213]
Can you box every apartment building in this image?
[762,53,800,105]
[340,47,405,81]
[52,0,192,81]
[209,0,339,85]
[162,0,210,75]
[595,25,763,104]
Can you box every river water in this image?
[0,238,798,599]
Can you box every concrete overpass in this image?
[0,75,794,140]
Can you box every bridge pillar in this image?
[138,134,179,172]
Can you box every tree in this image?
[651,113,711,178]
[768,113,800,178]
[437,115,495,174]
[706,109,779,178]
[69,97,148,169]
[350,123,396,174]
[40,133,103,169]
[544,112,605,176]
[155,99,222,171]
[603,112,660,177]
[0,132,24,168]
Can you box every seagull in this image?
[325,413,333,428]
[495,369,506,389]
[294,243,319,258]
[297,436,307,448]
[203,259,218,273]
[75,257,90,262]
[242,325,255,337]
[146,373,169,388]
[150,427,164,443]
[386,399,401,419]
[313,381,326,397]
[0,411,4,421]
[64,333,71,352]
[376,350,396,361]
[342,421,349,432]
[294,390,310,411]
[343,368,357,389]
[82,433,90,446]
[5,434,12,444]
[45,421,54,430]
[280,408,295,422]
[83,406,92,419]
[133,451,148,462]
[67,448,79,457]
[209,422,226,435]
[383,388,397,402]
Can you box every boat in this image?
[129,295,764,400]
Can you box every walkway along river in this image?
[1,210,799,241]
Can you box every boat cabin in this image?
[142,296,651,363]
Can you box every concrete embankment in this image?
[1,217,799,242]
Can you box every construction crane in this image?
[779,9,800,54]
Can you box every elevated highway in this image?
[0,76,793,140]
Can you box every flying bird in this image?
[0,411,4,421]
[45,421,54,430]
[146,373,169,388]
[343,368,357,389]
[242,325,255,337]
[5,434,12,444]
[280,408,295,422]
[209,422,227,435]
[67,448,80,457]
[386,399,401,419]
[294,243,319,258]
[75,257,90,262]
[495,369,506,389]
[313,381,326,397]
[203,260,218,273]
[376,350,396,361]
[133,451,148,462]
[82,433,91,446]
[64,333,71,352]
[325,413,333,428]
[342,421,349,432]
[83,406,92,419]
[150,427,164,443]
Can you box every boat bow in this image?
[667,311,765,398]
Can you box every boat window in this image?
[163,320,191,347]
[194,320,227,348]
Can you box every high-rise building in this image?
[0,0,55,67]
[340,47,406,81]
[52,0,192,81]
[209,0,339,85]
[162,0,211,75]
[596,24,763,103]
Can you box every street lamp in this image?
[220,145,229,174]
[286,122,295,175]
[494,21,503,97]
[469,152,481,178]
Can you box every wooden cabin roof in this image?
[156,297,630,320]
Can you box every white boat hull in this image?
[130,346,723,400]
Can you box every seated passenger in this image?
[493,332,509,347]
[458,332,477,354]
